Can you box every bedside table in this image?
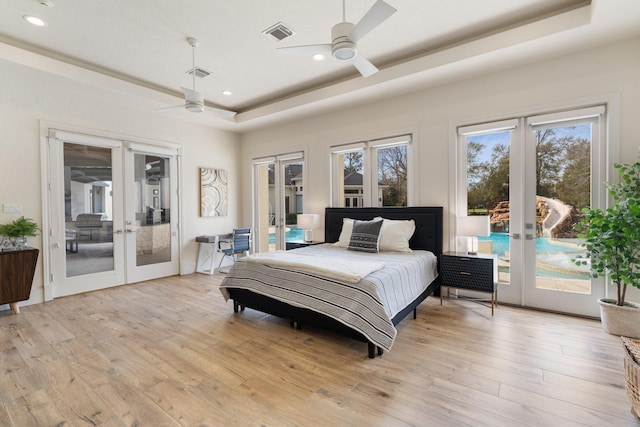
[285,241,324,250]
[440,251,498,315]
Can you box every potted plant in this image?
[573,160,640,338]
[0,216,40,250]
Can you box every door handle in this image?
[114,229,123,234]
[509,233,521,240]
[126,228,136,233]
[525,234,535,240]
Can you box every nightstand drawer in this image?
[441,254,494,292]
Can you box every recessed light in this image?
[222,90,232,96]
[23,15,47,27]
[312,53,325,61]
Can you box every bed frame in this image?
[227,206,443,358]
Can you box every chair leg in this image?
[218,254,227,269]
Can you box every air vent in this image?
[186,67,210,78]
[262,22,295,42]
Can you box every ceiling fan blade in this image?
[180,86,203,103]
[156,104,185,112]
[351,54,379,77]
[278,43,332,55]
[349,0,397,43]
[204,105,237,118]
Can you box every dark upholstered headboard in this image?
[324,207,443,256]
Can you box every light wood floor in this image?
[1,274,637,426]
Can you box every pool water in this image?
[269,226,304,244]
[478,233,583,257]
[479,233,589,279]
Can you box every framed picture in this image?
[153,196,159,209]
[200,168,228,216]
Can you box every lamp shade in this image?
[297,214,320,229]
[297,214,320,242]
[457,215,490,237]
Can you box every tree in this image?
[377,146,407,206]
[556,138,591,209]
[483,143,510,208]
[344,152,363,173]
[536,128,571,198]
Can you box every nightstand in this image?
[440,251,498,315]
[285,241,324,250]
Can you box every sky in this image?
[468,123,591,164]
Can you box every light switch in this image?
[3,203,22,213]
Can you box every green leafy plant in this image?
[573,160,640,306]
[0,216,40,238]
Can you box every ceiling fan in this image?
[278,0,396,77]
[159,37,236,118]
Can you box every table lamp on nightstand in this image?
[457,215,490,255]
[297,213,320,243]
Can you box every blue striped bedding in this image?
[219,244,438,351]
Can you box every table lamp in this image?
[297,213,320,243]
[457,215,490,254]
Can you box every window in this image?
[331,135,411,207]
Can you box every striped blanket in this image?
[246,250,385,283]
[219,244,438,351]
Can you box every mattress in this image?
[219,244,438,351]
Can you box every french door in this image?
[458,106,607,317]
[253,153,304,252]
[46,130,180,298]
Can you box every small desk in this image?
[196,234,232,275]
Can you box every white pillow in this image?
[332,218,355,248]
[374,216,415,252]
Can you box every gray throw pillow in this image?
[348,219,383,253]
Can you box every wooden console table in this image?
[0,248,39,314]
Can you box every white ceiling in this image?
[1,0,639,132]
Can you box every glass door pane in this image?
[63,143,115,277]
[466,131,511,284]
[282,159,304,246]
[522,114,604,316]
[255,162,277,253]
[124,148,179,283]
[532,124,591,293]
[50,137,125,298]
[133,154,171,266]
[254,155,304,252]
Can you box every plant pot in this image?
[598,298,640,339]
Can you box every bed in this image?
[219,206,443,358]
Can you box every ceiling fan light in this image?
[333,44,356,60]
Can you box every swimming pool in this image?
[479,233,589,279]
[269,226,304,244]
[478,233,584,257]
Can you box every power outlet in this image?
[3,203,22,213]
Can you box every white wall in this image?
[0,59,240,309]
[240,37,640,303]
